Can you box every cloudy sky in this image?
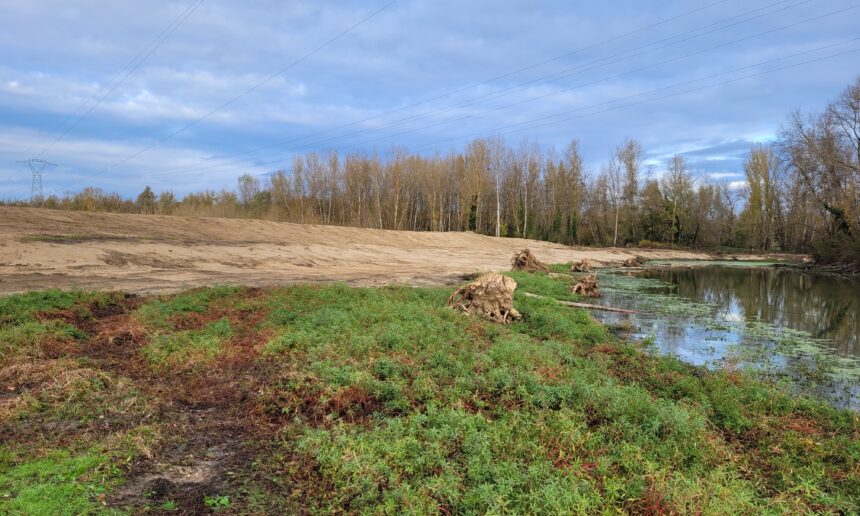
[0,0,858,199]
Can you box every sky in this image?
[0,0,858,200]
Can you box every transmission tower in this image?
[17,159,56,206]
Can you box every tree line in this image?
[7,78,858,263]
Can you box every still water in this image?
[592,263,860,410]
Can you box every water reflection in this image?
[592,265,860,409]
[645,266,859,357]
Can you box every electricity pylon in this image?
[17,159,56,206]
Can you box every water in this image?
[591,263,860,410]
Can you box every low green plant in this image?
[0,277,856,514]
[142,317,233,367]
[204,494,230,508]
[0,448,123,515]
[136,285,243,330]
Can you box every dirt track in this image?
[0,207,726,295]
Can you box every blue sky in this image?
[0,0,858,199]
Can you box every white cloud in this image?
[0,0,857,198]
[0,126,259,197]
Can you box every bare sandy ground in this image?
[1,207,751,295]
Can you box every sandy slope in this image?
[0,207,724,294]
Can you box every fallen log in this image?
[521,292,638,314]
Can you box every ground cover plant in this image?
[0,271,857,514]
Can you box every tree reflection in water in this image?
[595,265,860,409]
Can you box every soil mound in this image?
[511,249,549,273]
[447,272,522,324]
[571,274,600,297]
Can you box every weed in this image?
[141,317,233,368]
[204,494,230,508]
[0,280,857,514]
[0,447,124,515]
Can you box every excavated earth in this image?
[0,207,763,295]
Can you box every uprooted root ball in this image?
[621,256,647,267]
[571,274,600,297]
[571,259,592,273]
[447,272,522,324]
[511,249,549,273]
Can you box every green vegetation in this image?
[142,317,233,367]
[597,268,860,404]
[203,495,230,509]
[0,276,857,514]
[0,290,122,360]
[0,448,124,515]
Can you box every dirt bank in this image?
[1,207,762,295]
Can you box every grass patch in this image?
[0,447,125,515]
[0,289,122,361]
[506,270,580,302]
[0,279,856,514]
[142,317,233,368]
[253,280,857,514]
[136,284,243,330]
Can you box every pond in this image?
[590,262,860,410]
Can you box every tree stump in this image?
[570,259,592,273]
[511,249,549,273]
[571,274,600,297]
[447,272,522,324]
[621,256,647,267]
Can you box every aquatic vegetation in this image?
[598,271,715,318]
[592,266,860,409]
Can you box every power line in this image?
[291,0,811,152]
[59,0,397,193]
[139,2,851,182]
[175,40,860,177]
[160,0,736,170]
[313,3,856,156]
[32,0,205,160]
[144,0,779,178]
[410,48,860,154]
[258,0,820,161]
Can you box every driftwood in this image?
[511,249,549,273]
[448,272,522,324]
[521,292,638,314]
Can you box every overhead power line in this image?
[58,0,397,193]
[167,40,860,177]
[305,3,856,156]
[177,0,736,167]
[139,0,813,180]
[32,0,205,160]
[411,47,860,154]
[282,0,812,154]
[137,2,852,182]
[245,0,819,163]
